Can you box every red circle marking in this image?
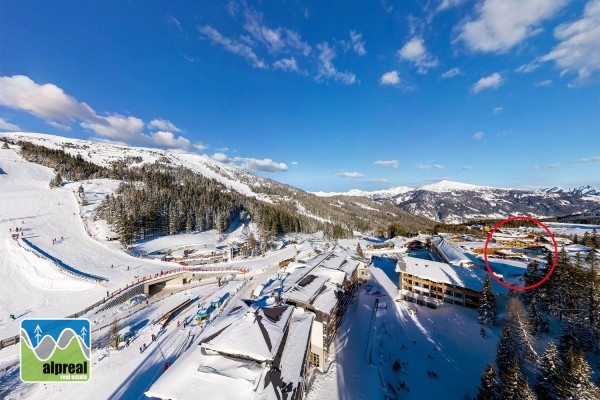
[483,216,558,291]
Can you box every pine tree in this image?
[496,324,517,380]
[497,357,538,400]
[475,362,500,400]
[522,261,549,336]
[535,341,560,400]
[557,349,600,399]
[585,249,600,345]
[356,242,364,258]
[478,274,499,326]
[506,297,537,362]
[49,172,63,188]
[558,322,583,356]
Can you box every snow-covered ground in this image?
[0,142,299,399]
[1,280,243,399]
[308,266,503,399]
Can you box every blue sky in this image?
[0,0,599,191]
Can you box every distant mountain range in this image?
[540,185,600,196]
[4,133,599,228]
[316,180,600,224]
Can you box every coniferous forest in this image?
[476,239,600,399]
[14,140,434,245]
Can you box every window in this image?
[310,352,320,366]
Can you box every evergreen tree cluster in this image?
[18,141,109,181]
[95,164,326,245]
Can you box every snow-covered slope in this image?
[1,132,435,233]
[2,132,275,203]
[312,186,413,199]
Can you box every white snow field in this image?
[0,141,299,399]
[308,266,502,400]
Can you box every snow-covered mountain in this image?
[312,186,413,199]
[1,132,434,233]
[540,185,600,196]
[371,180,600,224]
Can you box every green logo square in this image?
[20,318,91,382]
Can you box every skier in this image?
[126,338,130,347]
[163,362,169,372]
[9,314,16,320]
[139,346,143,353]
[151,333,155,341]
[177,321,180,328]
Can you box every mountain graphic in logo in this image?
[20,318,91,382]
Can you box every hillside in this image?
[0,133,435,240]
[317,179,600,224]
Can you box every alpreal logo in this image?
[20,318,91,382]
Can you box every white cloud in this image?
[211,152,230,162]
[210,152,287,172]
[457,0,569,53]
[370,178,388,183]
[315,42,357,85]
[441,67,462,78]
[81,114,144,141]
[147,131,191,149]
[243,9,285,53]
[0,75,195,150]
[336,171,364,178]
[166,15,183,32]
[349,30,367,56]
[199,25,267,69]
[226,1,239,17]
[379,71,400,86]
[0,75,99,125]
[515,60,540,73]
[242,9,311,56]
[458,165,472,170]
[540,0,600,84]
[148,118,182,133]
[472,72,503,93]
[536,80,553,87]
[473,131,485,140]
[374,159,399,168]
[436,0,466,12]
[398,37,439,73]
[291,161,298,165]
[193,142,208,151]
[579,155,600,163]
[415,163,445,170]
[273,57,299,72]
[240,158,288,172]
[493,106,503,114]
[0,117,20,131]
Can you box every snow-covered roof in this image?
[432,237,473,266]
[147,306,313,400]
[311,284,338,314]
[312,267,346,286]
[201,303,293,362]
[564,244,592,252]
[285,274,330,304]
[277,309,314,397]
[399,256,506,293]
